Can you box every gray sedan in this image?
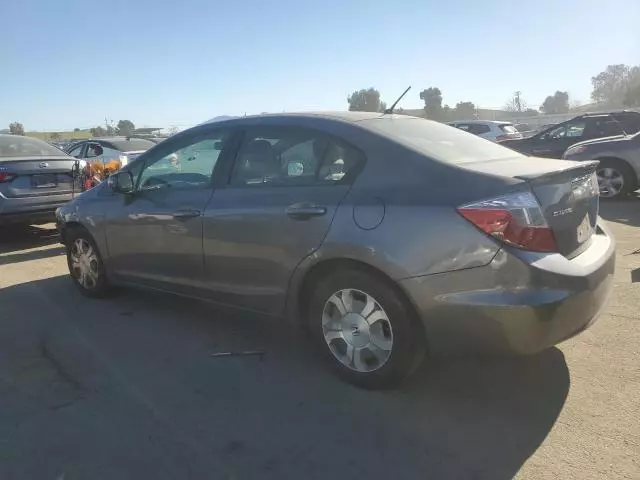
[0,135,77,225]
[563,131,640,198]
[56,112,615,389]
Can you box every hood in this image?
[568,134,629,149]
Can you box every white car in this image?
[447,120,523,143]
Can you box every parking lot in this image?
[0,201,639,480]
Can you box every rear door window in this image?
[583,118,624,138]
[613,114,640,134]
[230,127,363,186]
[499,124,518,134]
[469,124,491,135]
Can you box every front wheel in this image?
[308,269,426,389]
[66,228,111,298]
[597,159,637,199]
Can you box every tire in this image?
[65,227,111,298]
[597,158,637,199]
[308,268,427,389]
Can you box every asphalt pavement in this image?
[0,201,638,479]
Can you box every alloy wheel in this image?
[321,289,394,372]
[69,238,100,290]
[597,167,624,198]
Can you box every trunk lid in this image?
[0,156,77,198]
[463,157,600,257]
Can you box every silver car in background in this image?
[447,120,523,142]
[56,113,615,389]
[563,131,640,198]
[0,135,77,226]
[65,137,156,168]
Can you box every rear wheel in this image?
[597,158,637,199]
[308,268,426,389]
[66,228,111,298]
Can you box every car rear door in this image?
[201,125,363,315]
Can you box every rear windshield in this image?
[499,124,518,134]
[0,135,65,157]
[107,138,155,152]
[361,117,522,164]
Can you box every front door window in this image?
[138,134,230,191]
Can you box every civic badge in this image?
[39,162,49,168]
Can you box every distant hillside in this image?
[26,130,92,141]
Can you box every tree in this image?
[9,122,25,135]
[540,91,569,114]
[90,126,107,137]
[379,101,388,113]
[504,91,527,113]
[50,132,61,140]
[623,67,640,107]
[419,87,444,120]
[73,128,81,132]
[591,64,640,107]
[347,88,383,112]
[116,119,135,136]
[453,101,476,120]
[106,125,116,136]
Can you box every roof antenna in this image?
[384,86,411,114]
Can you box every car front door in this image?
[529,118,587,158]
[103,127,236,293]
[201,125,364,315]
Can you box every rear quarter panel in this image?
[286,141,526,319]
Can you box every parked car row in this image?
[450,110,640,198]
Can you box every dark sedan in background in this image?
[0,135,77,225]
[563,131,640,198]
[501,111,640,159]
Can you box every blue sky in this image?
[1,0,638,131]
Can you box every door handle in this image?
[285,203,327,220]
[173,209,201,219]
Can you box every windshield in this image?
[361,117,522,164]
[107,138,156,152]
[0,135,66,157]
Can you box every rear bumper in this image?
[401,221,616,356]
[0,193,72,225]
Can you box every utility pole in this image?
[514,91,522,112]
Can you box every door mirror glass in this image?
[108,171,134,194]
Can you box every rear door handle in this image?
[285,203,327,220]
[173,209,201,219]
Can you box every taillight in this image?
[457,191,558,252]
[0,171,16,183]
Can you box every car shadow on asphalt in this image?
[0,275,570,480]
[0,224,60,252]
[599,197,640,227]
[0,225,64,266]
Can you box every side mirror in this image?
[107,171,134,194]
